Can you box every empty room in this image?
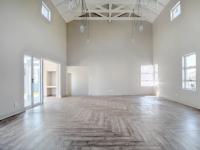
[0,0,200,149]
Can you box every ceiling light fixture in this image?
[80,24,85,33]
[79,0,88,33]
[144,0,158,8]
[139,24,144,32]
[131,9,136,43]
[131,0,146,42]
[152,0,158,9]
[66,0,80,11]
[136,0,144,32]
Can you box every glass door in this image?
[24,55,32,108]
[24,55,42,108]
[33,58,42,106]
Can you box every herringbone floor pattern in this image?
[1,96,200,150]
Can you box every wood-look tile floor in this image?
[1,96,200,150]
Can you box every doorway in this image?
[24,55,42,108]
[43,60,60,99]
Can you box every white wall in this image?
[67,21,153,96]
[153,0,200,108]
[67,66,89,96]
[0,0,67,120]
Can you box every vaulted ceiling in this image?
[51,0,170,23]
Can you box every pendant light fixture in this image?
[139,24,144,32]
[86,19,90,43]
[66,0,80,11]
[131,0,146,42]
[80,24,85,33]
[152,0,158,9]
[131,9,136,43]
[137,0,144,32]
[80,0,88,33]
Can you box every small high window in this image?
[170,1,181,21]
[41,1,51,22]
[182,53,196,91]
[141,65,154,87]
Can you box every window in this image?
[170,1,181,21]
[154,64,159,86]
[141,65,154,87]
[41,1,51,22]
[182,53,196,91]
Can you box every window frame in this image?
[182,53,197,91]
[170,1,181,21]
[41,1,51,22]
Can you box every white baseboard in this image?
[89,90,154,96]
[0,108,25,121]
[159,96,200,110]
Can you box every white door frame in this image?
[24,55,43,109]
[42,59,61,98]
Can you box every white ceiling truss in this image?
[51,0,170,23]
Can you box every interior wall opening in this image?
[43,59,60,99]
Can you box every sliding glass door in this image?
[33,58,42,105]
[24,56,32,108]
[24,55,42,108]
